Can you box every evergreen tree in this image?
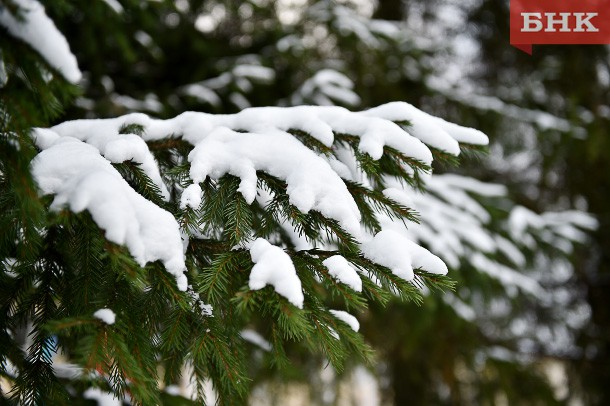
[0,1,478,404]
[0,0,600,404]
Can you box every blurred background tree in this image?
[3,0,609,404]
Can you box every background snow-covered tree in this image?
[1,0,603,404]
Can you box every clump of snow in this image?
[349,366,381,406]
[430,115,488,146]
[248,238,304,308]
[181,83,222,107]
[329,309,359,332]
[0,0,82,83]
[165,385,182,396]
[31,137,188,291]
[188,127,362,237]
[322,255,362,292]
[50,118,170,200]
[317,106,433,163]
[93,308,116,325]
[138,105,432,166]
[240,329,272,351]
[494,235,526,267]
[362,102,462,155]
[429,80,575,134]
[361,230,448,281]
[180,184,203,210]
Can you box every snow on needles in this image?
[188,126,362,237]
[93,308,116,325]
[362,102,461,155]
[50,116,170,200]
[248,238,304,308]
[30,103,486,298]
[180,184,203,210]
[323,255,362,292]
[362,101,488,152]
[0,0,81,83]
[361,230,448,281]
[31,136,188,291]
[329,310,360,332]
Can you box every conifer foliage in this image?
[1,0,600,404]
[4,93,487,406]
[0,0,493,404]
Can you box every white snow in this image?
[349,366,381,406]
[44,105,444,241]
[508,206,597,252]
[180,184,202,210]
[49,118,170,200]
[93,308,116,325]
[494,235,526,267]
[317,106,433,163]
[431,116,489,145]
[154,106,432,165]
[329,309,359,332]
[0,0,81,83]
[240,329,272,351]
[165,385,182,396]
[34,104,453,294]
[248,238,304,308]
[362,102,462,155]
[188,126,362,237]
[322,255,362,292]
[361,230,448,281]
[434,174,507,197]
[31,137,188,291]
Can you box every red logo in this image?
[510,0,610,54]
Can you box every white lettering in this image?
[544,13,572,32]
[573,13,599,32]
[522,12,543,32]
